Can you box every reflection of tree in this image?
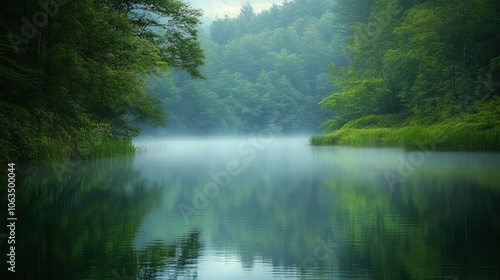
[181,155,338,279]
[323,156,500,279]
[133,145,339,278]
[137,231,202,279]
[0,158,167,280]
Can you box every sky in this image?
[186,0,285,19]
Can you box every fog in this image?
[129,136,499,279]
[187,0,286,18]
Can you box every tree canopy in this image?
[144,0,367,136]
[319,0,500,132]
[0,0,204,161]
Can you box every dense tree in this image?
[319,0,500,132]
[147,0,340,135]
[209,15,239,45]
[0,0,204,161]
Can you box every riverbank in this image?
[1,138,136,164]
[311,101,500,152]
[312,95,500,152]
[310,125,500,151]
[36,138,136,162]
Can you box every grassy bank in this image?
[312,97,500,151]
[32,138,136,162]
[311,125,500,151]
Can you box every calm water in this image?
[2,137,500,279]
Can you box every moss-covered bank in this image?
[311,99,500,151]
[310,126,500,151]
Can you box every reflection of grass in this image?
[316,145,500,193]
[311,125,500,151]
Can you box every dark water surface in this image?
[2,137,500,279]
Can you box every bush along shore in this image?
[1,0,204,164]
[34,138,137,163]
[2,136,137,164]
[311,99,500,152]
[311,0,500,152]
[310,126,500,151]
[0,112,138,164]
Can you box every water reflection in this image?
[0,157,169,280]
[136,231,202,279]
[1,138,499,279]
[318,147,500,279]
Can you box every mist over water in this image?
[6,137,500,279]
[129,137,499,279]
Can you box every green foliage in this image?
[319,78,385,131]
[146,0,348,135]
[33,137,68,162]
[311,125,500,151]
[316,0,500,150]
[90,139,136,158]
[0,102,38,161]
[342,114,406,128]
[0,0,204,162]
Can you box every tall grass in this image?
[310,128,402,147]
[311,126,500,151]
[90,139,136,158]
[33,137,136,162]
[310,134,337,146]
[34,137,67,161]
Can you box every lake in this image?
[3,136,500,279]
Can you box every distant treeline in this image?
[143,0,374,135]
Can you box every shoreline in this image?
[310,126,500,152]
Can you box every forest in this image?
[143,0,349,135]
[145,0,500,152]
[0,0,204,162]
[123,0,366,136]
[1,2,499,278]
[2,0,500,162]
[311,0,500,151]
